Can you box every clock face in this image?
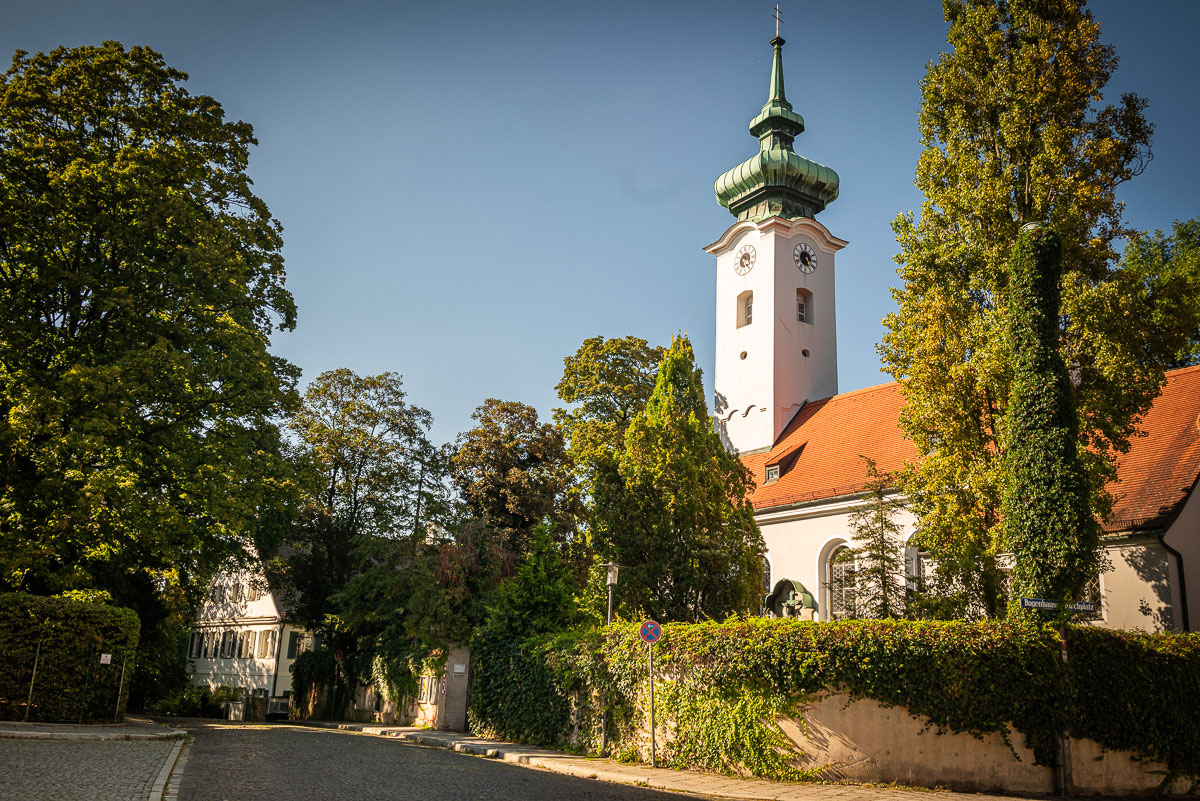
[734,244,756,275]
[794,242,818,274]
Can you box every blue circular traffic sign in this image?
[639,619,662,644]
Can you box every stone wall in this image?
[784,693,1181,796]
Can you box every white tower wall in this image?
[706,216,847,454]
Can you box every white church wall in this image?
[1163,483,1200,631]
[1100,539,1178,632]
[770,228,837,439]
[714,225,775,453]
[757,498,918,620]
[709,217,847,455]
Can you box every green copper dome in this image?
[715,36,839,221]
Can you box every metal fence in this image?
[2,635,137,724]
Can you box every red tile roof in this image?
[1106,365,1200,532]
[744,365,1200,533]
[742,381,915,510]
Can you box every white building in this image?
[187,568,309,702]
[710,33,1200,632]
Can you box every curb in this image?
[147,737,188,801]
[0,728,186,741]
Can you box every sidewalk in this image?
[0,714,185,741]
[302,721,1043,801]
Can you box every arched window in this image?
[737,290,753,328]
[827,546,854,620]
[796,288,813,324]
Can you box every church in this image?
[705,32,1200,633]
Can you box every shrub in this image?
[0,593,140,722]
[470,618,1200,782]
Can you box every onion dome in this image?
[714,36,839,221]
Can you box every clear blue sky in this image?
[5,1,1198,445]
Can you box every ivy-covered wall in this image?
[0,593,141,722]
[469,619,1200,785]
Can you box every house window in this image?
[287,631,300,659]
[762,557,772,598]
[796,288,813,324]
[765,464,780,483]
[258,630,276,659]
[220,631,235,659]
[828,546,855,620]
[1079,574,1103,620]
[737,290,754,328]
[242,631,257,659]
[905,547,927,594]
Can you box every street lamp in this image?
[602,563,620,625]
[599,562,620,758]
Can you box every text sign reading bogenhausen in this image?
[1020,597,1095,612]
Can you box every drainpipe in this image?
[270,624,284,698]
[1162,538,1191,632]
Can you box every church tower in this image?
[706,30,847,455]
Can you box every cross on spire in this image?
[773,3,783,37]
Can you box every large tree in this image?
[451,399,577,558]
[275,369,446,642]
[0,43,298,607]
[592,335,763,622]
[554,335,664,485]
[1001,225,1098,612]
[879,1,1196,615]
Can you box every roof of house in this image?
[744,365,1200,534]
[1106,365,1200,532]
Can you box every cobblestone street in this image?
[177,722,709,801]
[0,738,176,801]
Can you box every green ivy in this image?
[469,618,1200,782]
[0,593,140,722]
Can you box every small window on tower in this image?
[737,290,754,328]
[796,288,813,324]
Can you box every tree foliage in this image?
[554,335,664,486]
[275,369,446,642]
[1001,225,1098,610]
[841,457,908,619]
[452,398,577,558]
[1121,219,1200,369]
[592,335,763,622]
[879,1,1196,614]
[481,523,579,641]
[0,43,298,704]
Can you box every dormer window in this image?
[765,464,780,483]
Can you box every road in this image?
[177,721,710,801]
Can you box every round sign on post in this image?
[639,619,662,644]
[639,619,662,768]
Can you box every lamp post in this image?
[603,562,620,625]
[600,562,620,756]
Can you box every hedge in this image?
[0,593,140,723]
[469,618,1200,783]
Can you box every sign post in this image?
[639,620,663,768]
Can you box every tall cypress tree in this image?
[591,335,763,622]
[1001,225,1099,613]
